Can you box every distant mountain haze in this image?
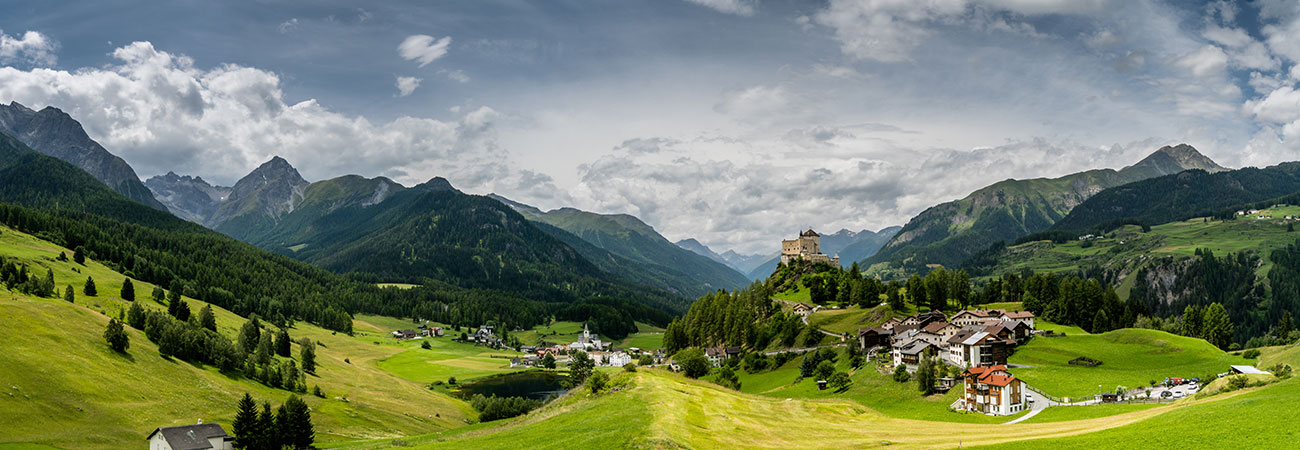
[144,172,232,223]
[0,101,168,211]
[491,194,750,297]
[864,144,1226,277]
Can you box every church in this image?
[780,229,840,267]
[568,323,607,351]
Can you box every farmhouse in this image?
[892,339,935,372]
[791,302,815,317]
[147,422,233,450]
[391,329,419,340]
[857,327,893,349]
[960,365,1026,416]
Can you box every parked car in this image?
[1173,392,1185,398]
[1161,391,1173,398]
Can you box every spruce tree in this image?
[199,305,217,332]
[120,278,135,301]
[1279,311,1295,343]
[916,353,936,395]
[256,331,273,365]
[83,276,97,296]
[64,284,74,303]
[73,246,85,265]
[282,395,315,449]
[256,402,277,450]
[104,318,129,353]
[1201,303,1235,350]
[276,328,292,357]
[151,286,165,303]
[127,301,146,330]
[231,393,259,450]
[300,339,316,374]
[239,317,262,354]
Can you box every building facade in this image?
[960,365,1026,416]
[780,229,840,267]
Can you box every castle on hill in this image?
[780,229,840,267]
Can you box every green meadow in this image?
[1009,328,1250,399]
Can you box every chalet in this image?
[705,347,729,367]
[880,317,902,330]
[901,310,946,328]
[392,329,419,340]
[949,309,1002,327]
[147,422,233,450]
[857,327,893,349]
[944,331,1011,367]
[725,346,742,359]
[892,339,935,372]
[1000,310,1036,328]
[791,303,815,317]
[421,326,444,338]
[960,365,1026,416]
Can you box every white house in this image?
[960,365,1026,416]
[148,422,233,450]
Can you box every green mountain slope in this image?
[866,144,1225,277]
[1050,162,1300,232]
[0,226,469,449]
[491,195,749,297]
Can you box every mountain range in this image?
[0,102,167,211]
[864,144,1226,277]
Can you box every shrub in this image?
[587,370,609,393]
[828,371,852,391]
[715,366,741,390]
[1227,375,1249,391]
[893,364,911,383]
[673,348,710,379]
[623,363,637,372]
[421,341,432,350]
[1242,349,1261,359]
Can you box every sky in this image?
[1,0,1299,255]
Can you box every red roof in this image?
[922,321,951,333]
[982,374,1016,387]
[1006,311,1036,319]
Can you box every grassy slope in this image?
[0,225,470,449]
[1008,328,1249,399]
[987,214,1298,288]
[327,366,1280,450]
[972,375,1300,449]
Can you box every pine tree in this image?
[104,318,129,353]
[120,278,135,301]
[239,317,262,354]
[73,246,85,265]
[1092,309,1110,334]
[127,301,146,330]
[83,276,97,296]
[151,286,165,303]
[199,305,217,332]
[64,284,74,303]
[1279,311,1295,342]
[276,328,292,357]
[256,402,277,450]
[281,395,315,449]
[231,393,259,450]
[256,331,274,365]
[300,338,316,374]
[916,353,936,395]
[1201,303,1235,350]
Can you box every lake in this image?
[455,371,569,400]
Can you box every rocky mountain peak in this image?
[414,176,457,192]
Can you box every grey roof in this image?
[960,332,992,346]
[1230,365,1270,375]
[147,423,230,450]
[898,340,933,355]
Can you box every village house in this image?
[900,310,947,328]
[147,422,233,450]
[600,351,633,367]
[791,302,815,318]
[944,330,1011,367]
[879,317,902,330]
[857,327,893,349]
[960,365,1026,416]
[892,340,934,372]
[704,347,728,367]
[391,329,419,340]
[421,326,444,338]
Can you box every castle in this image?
[780,229,840,267]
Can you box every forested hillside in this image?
[866,145,1224,277]
[0,131,674,338]
[1050,162,1300,232]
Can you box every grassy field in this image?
[0,226,471,449]
[1018,403,1163,424]
[512,320,584,346]
[376,338,523,384]
[1008,328,1249,399]
[324,366,1275,449]
[806,303,911,334]
[771,288,811,304]
[375,283,419,289]
[989,214,1300,290]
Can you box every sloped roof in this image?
[147,423,230,450]
[1005,311,1036,319]
[1231,365,1269,375]
[922,321,951,334]
[800,229,820,237]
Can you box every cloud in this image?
[439,69,471,83]
[683,0,756,16]
[0,30,57,66]
[614,137,679,154]
[0,41,545,199]
[1174,45,1229,78]
[713,84,795,118]
[395,76,422,97]
[277,18,299,34]
[398,34,452,67]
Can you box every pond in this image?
[455,371,569,401]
